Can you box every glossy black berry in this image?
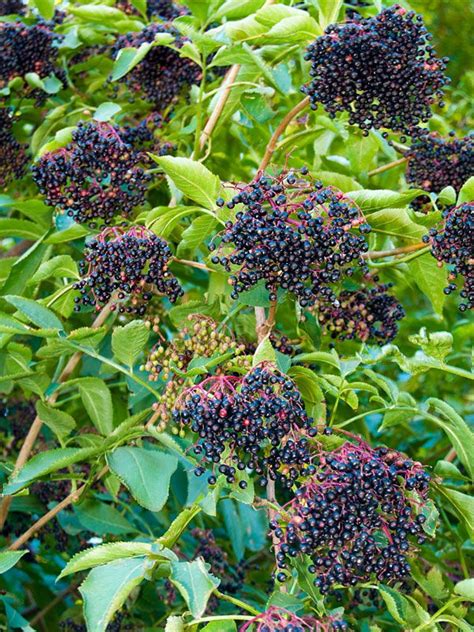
[302,5,449,136]
[0,108,27,187]
[74,226,183,314]
[32,121,151,226]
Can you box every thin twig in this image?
[368,156,408,177]
[362,242,426,260]
[29,581,80,625]
[172,257,214,272]
[258,96,310,172]
[0,304,113,530]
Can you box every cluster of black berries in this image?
[31,479,71,506]
[74,226,183,314]
[423,203,473,311]
[0,21,62,97]
[211,169,371,307]
[173,365,316,488]
[0,397,36,449]
[406,133,474,194]
[313,283,405,344]
[59,613,133,632]
[120,114,175,160]
[0,109,27,188]
[111,23,201,110]
[239,607,348,632]
[191,528,245,594]
[302,5,449,136]
[271,440,432,594]
[32,122,150,227]
[0,0,25,15]
[116,0,188,19]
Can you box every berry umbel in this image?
[210,169,371,307]
[406,133,474,194]
[313,283,405,343]
[74,226,183,314]
[423,203,473,311]
[302,5,449,136]
[172,365,316,488]
[0,108,27,187]
[32,122,151,227]
[239,607,348,632]
[111,23,201,110]
[271,439,432,593]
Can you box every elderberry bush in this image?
[110,23,201,110]
[211,169,371,307]
[74,227,183,314]
[271,440,432,593]
[173,366,316,488]
[423,203,474,311]
[303,5,449,136]
[31,122,151,227]
[0,108,27,187]
[312,283,405,344]
[406,133,474,194]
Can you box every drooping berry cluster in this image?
[116,0,188,19]
[406,133,474,194]
[271,440,431,594]
[239,607,348,632]
[423,203,473,311]
[173,365,316,488]
[119,113,174,158]
[313,283,405,344]
[211,169,371,307]
[0,397,36,449]
[111,23,201,110]
[0,0,25,15]
[74,226,183,314]
[191,528,245,594]
[302,5,449,136]
[0,21,61,92]
[32,122,150,227]
[0,108,27,187]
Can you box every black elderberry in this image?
[271,439,432,594]
[32,121,151,226]
[119,113,175,159]
[313,283,405,344]
[302,5,449,136]
[239,607,348,631]
[0,396,36,449]
[0,108,28,187]
[172,366,315,488]
[110,23,201,110]
[116,0,188,19]
[406,133,473,195]
[424,203,473,311]
[74,226,183,314]
[212,169,371,308]
[0,0,25,15]
[0,21,63,102]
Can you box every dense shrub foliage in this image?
[0,1,472,631]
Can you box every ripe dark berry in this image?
[406,133,473,194]
[239,607,348,631]
[32,121,151,226]
[0,396,36,449]
[0,108,27,187]
[0,21,63,102]
[0,0,25,15]
[302,5,449,136]
[425,203,473,311]
[271,439,432,594]
[212,169,371,308]
[116,0,188,19]
[74,226,183,314]
[313,283,405,344]
[111,23,201,110]
[172,365,315,488]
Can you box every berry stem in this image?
[368,156,409,177]
[363,242,427,260]
[0,302,114,531]
[259,96,311,172]
[214,589,260,616]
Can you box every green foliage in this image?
[0,1,472,631]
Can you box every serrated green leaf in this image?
[36,401,76,440]
[93,102,122,122]
[77,377,114,436]
[454,578,474,601]
[0,551,27,574]
[169,559,220,618]
[4,295,63,330]
[153,157,220,210]
[458,176,474,204]
[112,321,149,368]
[107,447,178,512]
